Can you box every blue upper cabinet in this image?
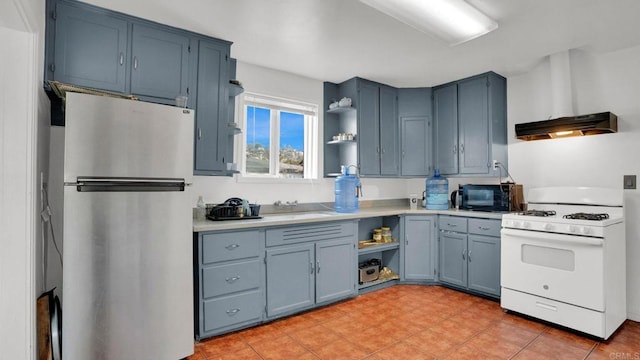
[194,39,230,174]
[52,1,128,93]
[398,88,433,177]
[433,72,507,176]
[357,79,399,177]
[130,24,190,101]
[433,83,458,175]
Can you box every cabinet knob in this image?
[119,52,124,66]
[468,251,472,262]
[453,144,457,154]
[316,261,320,274]
[133,56,139,70]
[225,276,241,283]
[462,249,466,260]
[226,308,240,316]
[460,144,465,154]
[225,243,240,250]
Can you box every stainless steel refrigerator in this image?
[62,93,194,359]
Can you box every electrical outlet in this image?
[623,175,636,189]
[492,160,499,170]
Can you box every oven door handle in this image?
[501,228,604,246]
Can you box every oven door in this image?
[501,228,604,311]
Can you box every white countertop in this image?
[192,206,505,232]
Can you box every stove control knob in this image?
[569,225,579,233]
[582,227,592,235]
[543,223,554,231]
[522,222,531,229]
[512,221,521,228]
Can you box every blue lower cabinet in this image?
[265,221,357,319]
[195,229,265,339]
[403,215,437,281]
[438,216,501,297]
[266,243,316,317]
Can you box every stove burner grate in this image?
[518,210,557,217]
[563,213,610,221]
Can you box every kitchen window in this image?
[238,93,319,180]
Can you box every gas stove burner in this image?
[518,209,557,217]
[563,213,610,221]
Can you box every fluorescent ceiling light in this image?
[359,0,498,46]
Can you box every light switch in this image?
[623,175,636,189]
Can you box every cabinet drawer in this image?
[439,216,467,232]
[202,259,261,299]
[468,218,501,237]
[266,221,357,247]
[202,230,263,264]
[203,291,262,333]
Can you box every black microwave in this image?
[454,184,523,212]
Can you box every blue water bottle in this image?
[425,169,449,210]
[335,166,359,213]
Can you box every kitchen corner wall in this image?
[192,62,413,206]
[507,46,640,321]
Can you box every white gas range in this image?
[500,187,626,340]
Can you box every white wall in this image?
[192,62,415,206]
[507,46,640,321]
[0,1,49,358]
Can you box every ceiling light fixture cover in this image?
[359,0,498,46]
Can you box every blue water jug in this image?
[425,169,449,210]
[335,166,359,213]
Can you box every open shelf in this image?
[327,106,355,114]
[327,139,356,145]
[228,83,244,97]
[358,278,398,290]
[358,241,399,255]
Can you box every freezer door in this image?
[64,92,194,182]
[62,186,193,360]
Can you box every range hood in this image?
[515,112,618,141]
[516,51,618,141]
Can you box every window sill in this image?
[235,175,320,185]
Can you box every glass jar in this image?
[381,226,392,242]
[372,228,382,241]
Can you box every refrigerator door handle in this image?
[75,178,186,192]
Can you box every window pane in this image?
[245,106,271,174]
[279,111,305,178]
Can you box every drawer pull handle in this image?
[479,226,490,231]
[225,244,240,250]
[535,302,557,312]
[225,276,240,283]
[226,308,240,316]
[448,223,457,227]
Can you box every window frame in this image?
[236,92,319,183]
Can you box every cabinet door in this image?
[53,2,128,93]
[404,216,436,280]
[401,116,431,176]
[433,84,458,175]
[358,81,380,176]
[266,243,315,317]
[467,234,501,296]
[379,86,398,176]
[130,24,190,100]
[316,239,356,304]
[438,231,467,287]
[194,40,229,173]
[458,76,490,174]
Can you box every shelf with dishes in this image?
[326,106,355,114]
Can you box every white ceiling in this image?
[83,0,640,87]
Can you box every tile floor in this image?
[188,285,640,360]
